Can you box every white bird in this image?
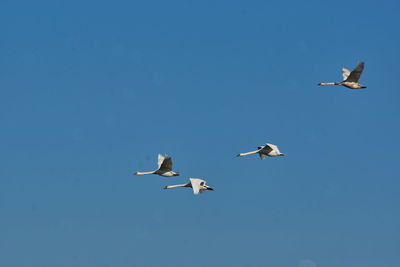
[237,143,285,159]
[134,154,179,177]
[163,178,214,195]
[318,61,366,89]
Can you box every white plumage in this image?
[164,178,214,195]
[134,154,179,177]
[237,143,285,159]
[318,61,367,89]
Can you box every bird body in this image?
[338,81,366,89]
[237,143,284,159]
[164,178,214,195]
[318,61,366,89]
[134,170,178,177]
[134,154,179,177]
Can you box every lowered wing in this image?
[190,178,204,195]
[260,144,273,154]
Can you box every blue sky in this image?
[1,0,399,266]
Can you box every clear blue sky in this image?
[1,0,399,266]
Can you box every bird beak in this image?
[207,186,215,191]
[133,172,138,175]
[280,153,285,156]
[173,172,180,176]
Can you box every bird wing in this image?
[260,144,273,154]
[259,153,265,160]
[158,155,173,171]
[265,143,281,155]
[345,61,364,82]
[157,154,165,169]
[342,67,351,81]
[190,178,204,195]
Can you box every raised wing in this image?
[158,155,173,172]
[345,61,364,82]
[267,143,281,154]
[342,67,351,81]
[157,154,165,169]
[190,178,204,195]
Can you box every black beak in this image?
[207,187,215,191]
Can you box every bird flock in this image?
[134,61,366,195]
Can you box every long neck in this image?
[134,171,155,175]
[164,184,189,189]
[318,82,337,86]
[237,150,259,157]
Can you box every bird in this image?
[237,143,285,159]
[163,178,214,195]
[318,61,366,89]
[134,154,179,177]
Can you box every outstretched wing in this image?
[259,153,265,160]
[342,67,351,81]
[190,178,204,195]
[346,61,364,82]
[158,154,173,172]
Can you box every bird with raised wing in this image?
[237,143,285,159]
[164,178,214,195]
[318,61,366,89]
[134,154,179,177]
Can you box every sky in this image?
[1,0,399,266]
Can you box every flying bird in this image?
[134,154,179,177]
[318,61,366,89]
[237,143,285,159]
[163,178,214,195]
